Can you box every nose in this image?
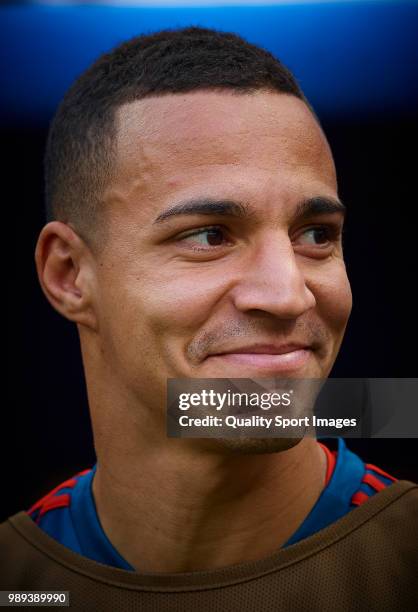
[231,232,316,319]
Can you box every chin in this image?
[196,437,304,456]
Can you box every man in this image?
[1,26,417,610]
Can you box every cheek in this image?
[312,264,352,335]
[97,259,229,369]
[139,269,230,342]
[100,264,229,372]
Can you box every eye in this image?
[297,225,341,246]
[298,227,332,246]
[178,226,231,249]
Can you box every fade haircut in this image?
[44,26,311,252]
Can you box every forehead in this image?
[108,90,337,224]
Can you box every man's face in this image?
[91,90,352,418]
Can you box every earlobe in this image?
[34,221,98,330]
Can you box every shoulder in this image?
[350,461,398,507]
[27,468,93,525]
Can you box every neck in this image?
[92,436,326,574]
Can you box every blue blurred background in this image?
[2,0,418,122]
[3,1,418,520]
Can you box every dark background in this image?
[3,2,418,522]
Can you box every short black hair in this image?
[45,26,310,251]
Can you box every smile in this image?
[207,348,312,372]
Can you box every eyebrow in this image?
[154,198,250,223]
[153,196,345,224]
[295,196,346,220]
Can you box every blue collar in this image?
[284,438,365,547]
[70,466,135,570]
[70,438,365,568]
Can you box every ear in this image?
[34,221,98,331]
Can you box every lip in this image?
[209,343,310,356]
[206,344,313,373]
